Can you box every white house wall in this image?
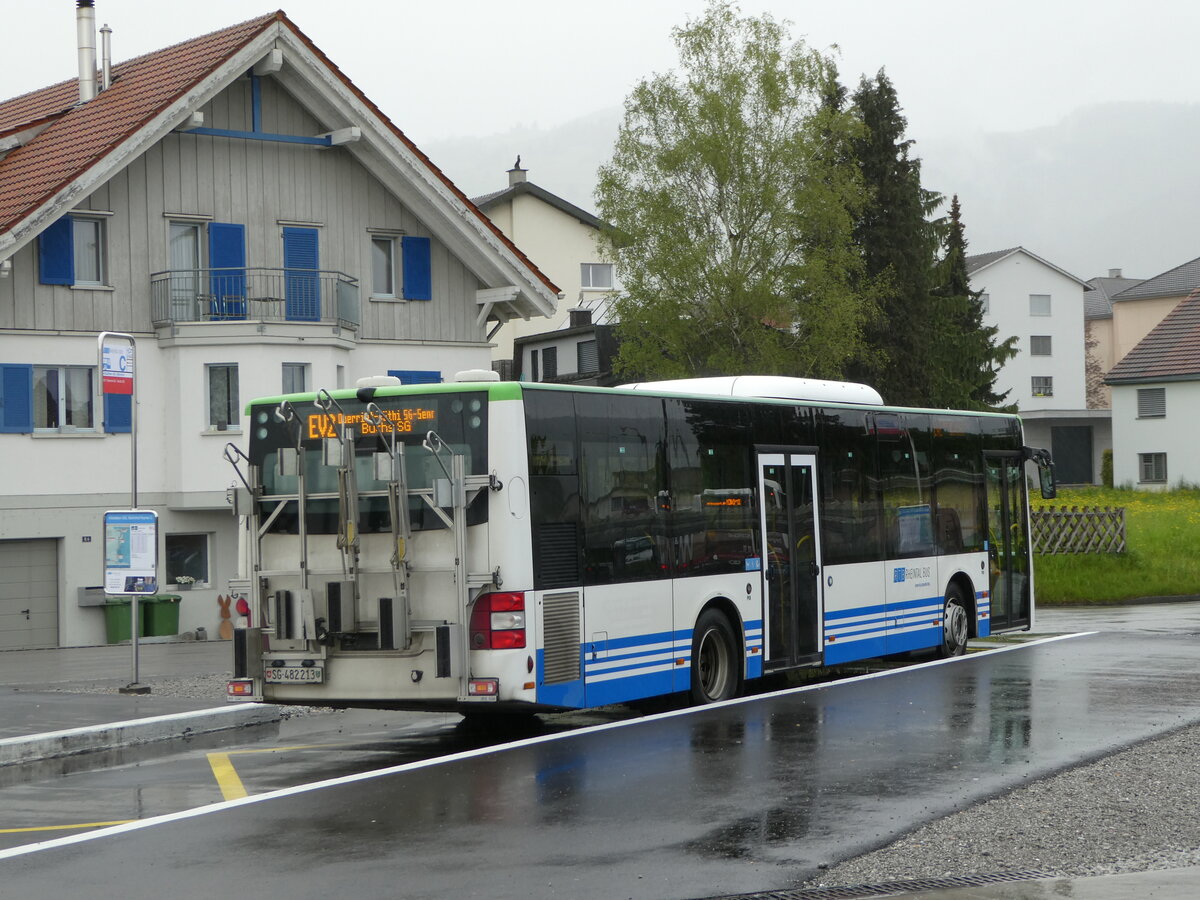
[489,191,608,362]
[1111,381,1200,490]
[972,255,1087,411]
[0,71,497,647]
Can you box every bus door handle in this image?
[808,562,819,578]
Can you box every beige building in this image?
[1083,269,1143,410]
[474,164,612,371]
[1108,257,1200,362]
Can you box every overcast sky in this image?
[5,1,1198,277]
[5,0,1197,145]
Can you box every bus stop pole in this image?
[128,356,141,691]
[102,331,149,696]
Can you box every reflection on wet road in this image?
[1036,599,1200,634]
[6,631,1200,900]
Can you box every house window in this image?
[169,221,202,320]
[1137,388,1166,419]
[33,365,94,431]
[72,217,106,285]
[1139,452,1167,484]
[577,339,599,373]
[207,364,239,431]
[1031,376,1053,397]
[581,263,613,290]
[1030,335,1052,356]
[978,293,990,315]
[542,346,558,380]
[166,533,210,586]
[282,363,308,395]
[371,236,397,297]
[530,349,540,383]
[1030,294,1051,316]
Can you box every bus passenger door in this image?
[757,453,822,668]
[985,454,1031,630]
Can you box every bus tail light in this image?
[468,678,499,697]
[470,591,526,650]
[227,678,256,699]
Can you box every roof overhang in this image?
[0,18,560,322]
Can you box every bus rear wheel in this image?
[690,609,741,704]
[939,584,970,658]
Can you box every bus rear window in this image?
[248,391,487,534]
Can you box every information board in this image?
[104,510,158,595]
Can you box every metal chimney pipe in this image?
[76,0,97,102]
[100,23,112,91]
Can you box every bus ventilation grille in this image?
[535,523,580,588]
[541,591,581,684]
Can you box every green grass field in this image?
[1032,486,1200,604]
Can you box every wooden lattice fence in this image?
[1031,506,1126,555]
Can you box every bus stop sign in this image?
[104,509,158,595]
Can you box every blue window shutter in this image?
[0,364,34,433]
[402,236,432,301]
[104,393,132,433]
[283,226,320,321]
[39,217,74,285]
[387,370,442,385]
[208,222,246,318]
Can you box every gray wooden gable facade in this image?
[0,74,484,344]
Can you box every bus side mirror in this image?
[1039,463,1056,500]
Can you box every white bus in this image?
[225,373,1054,712]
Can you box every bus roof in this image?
[245,378,1019,421]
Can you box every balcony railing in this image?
[150,268,359,329]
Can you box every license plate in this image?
[264,665,324,684]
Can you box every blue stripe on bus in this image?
[825,634,887,664]
[825,602,887,621]
[534,648,585,708]
[584,669,676,707]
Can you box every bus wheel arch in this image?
[939,577,974,658]
[690,601,744,704]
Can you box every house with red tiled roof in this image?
[0,5,558,648]
[1106,289,1200,489]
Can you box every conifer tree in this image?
[933,195,1017,409]
[845,70,942,406]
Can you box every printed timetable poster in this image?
[104,510,159,595]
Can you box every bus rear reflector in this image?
[469,591,526,650]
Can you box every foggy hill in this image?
[425,101,1200,283]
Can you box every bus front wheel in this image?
[939,585,970,658]
[690,609,741,704]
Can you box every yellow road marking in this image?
[207,752,248,801]
[0,820,135,834]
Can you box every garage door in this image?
[0,540,59,650]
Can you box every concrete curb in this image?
[0,704,282,766]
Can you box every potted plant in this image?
[175,575,196,590]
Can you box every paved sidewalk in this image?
[0,640,277,765]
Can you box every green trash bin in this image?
[143,594,182,637]
[103,599,140,643]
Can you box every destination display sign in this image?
[306,407,437,439]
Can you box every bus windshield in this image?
[248,390,488,534]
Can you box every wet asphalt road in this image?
[4,629,1200,899]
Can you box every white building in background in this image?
[474,163,614,374]
[0,8,556,649]
[966,247,1106,485]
